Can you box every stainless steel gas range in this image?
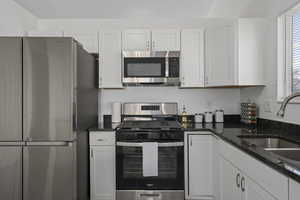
[116,103,184,200]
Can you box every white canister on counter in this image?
[215,110,224,123]
[195,113,204,123]
[204,112,213,123]
[111,102,121,123]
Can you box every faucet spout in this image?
[277,92,300,117]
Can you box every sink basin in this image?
[264,149,300,161]
[238,135,300,149]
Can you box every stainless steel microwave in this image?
[122,51,180,86]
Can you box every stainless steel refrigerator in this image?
[0,37,98,200]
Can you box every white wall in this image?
[37,18,236,30]
[0,0,37,35]
[100,87,241,116]
[240,1,300,125]
[36,18,242,119]
[240,19,300,125]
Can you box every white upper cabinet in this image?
[26,30,64,37]
[122,29,151,51]
[151,29,180,51]
[180,29,205,88]
[205,18,267,87]
[237,19,266,86]
[64,31,99,53]
[99,30,123,89]
[205,26,236,87]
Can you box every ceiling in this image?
[13,0,300,19]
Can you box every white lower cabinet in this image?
[220,157,276,200]
[220,157,241,200]
[289,179,300,200]
[185,132,219,200]
[90,131,115,200]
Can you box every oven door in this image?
[116,142,184,190]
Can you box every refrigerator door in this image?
[23,37,76,141]
[0,38,22,141]
[23,142,77,200]
[0,145,22,200]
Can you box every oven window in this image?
[123,148,177,179]
[124,58,166,77]
[116,145,184,190]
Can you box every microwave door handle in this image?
[116,142,184,147]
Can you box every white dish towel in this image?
[142,142,158,177]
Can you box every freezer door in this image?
[23,37,76,141]
[0,38,22,141]
[23,142,77,200]
[0,146,22,200]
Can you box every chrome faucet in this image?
[277,92,300,117]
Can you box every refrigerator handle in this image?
[73,101,77,130]
[25,141,73,146]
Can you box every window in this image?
[292,13,300,93]
[278,4,300,101]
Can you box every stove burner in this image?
[118,120,181,131]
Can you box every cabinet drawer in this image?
[90,132,115,146]
[220,140,288,200]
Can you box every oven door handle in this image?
[116,142,184,147]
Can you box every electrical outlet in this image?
[263,101,272,113]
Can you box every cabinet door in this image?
[23,144,76,200]
[90,146,115,200]
[0,146,22,200]
[64,31,99,53]
[0,38,22,141]
[151,29,180,51]
[99,30,123,88]
[23,38,75,141]
[242,176,277,200]
[289,179,300,200]
[186,134,213,198]
[181,29,205,88]
[122,29,151,51]
[205,26,236,87]
[212,136,220,200]
[220,157,241,200]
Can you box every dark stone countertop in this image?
[88,122,121,132]
[89,119,300,183]
[184,121,300,184]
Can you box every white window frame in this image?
[278,5,300,102]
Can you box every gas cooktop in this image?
[118,120,182,131]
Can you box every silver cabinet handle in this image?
[97,139,104,141]
[241,177,245,192]
[236,173,240,188]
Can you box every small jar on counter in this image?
[195,113,204,123]
[204,112,213,123]
[215,110,224,123]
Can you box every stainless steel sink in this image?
[238,135,300,149]
[264,149,300,161]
